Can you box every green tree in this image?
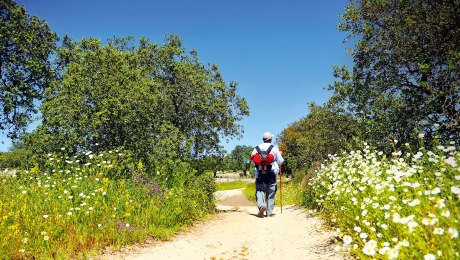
[330,0,460,149]
[25,35,249,168]
[0,0,57,139]
[279,103,361,173]
[0,140,32,169]
[228,145,253,176]
[191,146,227,177]
[148,35,249,156]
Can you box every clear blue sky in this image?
[1,0,353,153]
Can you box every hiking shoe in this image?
[257,206,266,218]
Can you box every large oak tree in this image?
[26,35,249,167]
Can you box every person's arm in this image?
[272,161,280,174]
[274,147,284,165]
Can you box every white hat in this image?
[262,132,273,140]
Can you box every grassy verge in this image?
[242,178,302,205]
[303,143,459,259]
[215,181,249,191]
[0,151,215,259]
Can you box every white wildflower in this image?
[424,254,436,260]
[444,157,457,167]
[343,235,353,245]
[362,244,376,256]
[408,221,418,230]
[433,228,444,235]
[447,228,458,238]
[388,248,399,259]
[441,209,450,218]
[379,247,390,255]
[431,187,441,194]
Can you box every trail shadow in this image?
[216,208,242,213]
[249,213,261,218]
[248,212,277,218]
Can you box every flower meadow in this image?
[303,142,459,259]
[0,149,215,259]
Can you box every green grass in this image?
[215,181,249,191]
[0,151,215,259]
[242,178,302,205]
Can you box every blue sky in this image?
[1,0,353,153]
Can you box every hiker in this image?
[250,132,284,217]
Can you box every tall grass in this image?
[0,150,215,259]
[303,142,459,259]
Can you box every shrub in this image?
[303,143,459,259]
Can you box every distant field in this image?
[214,172,254,184]
[215,181,249,191]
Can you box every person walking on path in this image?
[250,132,284,217]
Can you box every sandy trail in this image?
[100,188,345,260]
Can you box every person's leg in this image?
[255,179,268,217]
[266,182,277,215]
[256,182,267,210]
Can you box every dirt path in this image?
[100,189,346,260]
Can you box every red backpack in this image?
[250,145,275,173]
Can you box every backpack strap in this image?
[255,146,264,165]
[266,145,274,155]
[255,145,273,155]
[255,146,262,155]
[255,145,274,168]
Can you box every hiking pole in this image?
[280,164,283,214]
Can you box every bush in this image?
[303,143,459,259]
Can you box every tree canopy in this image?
[278,103,361,173]
[329,0,460,149]
[228,145,253,175]
[25,35,249,167]
[0,0,57,139]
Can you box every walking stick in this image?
[280,164,283,214]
